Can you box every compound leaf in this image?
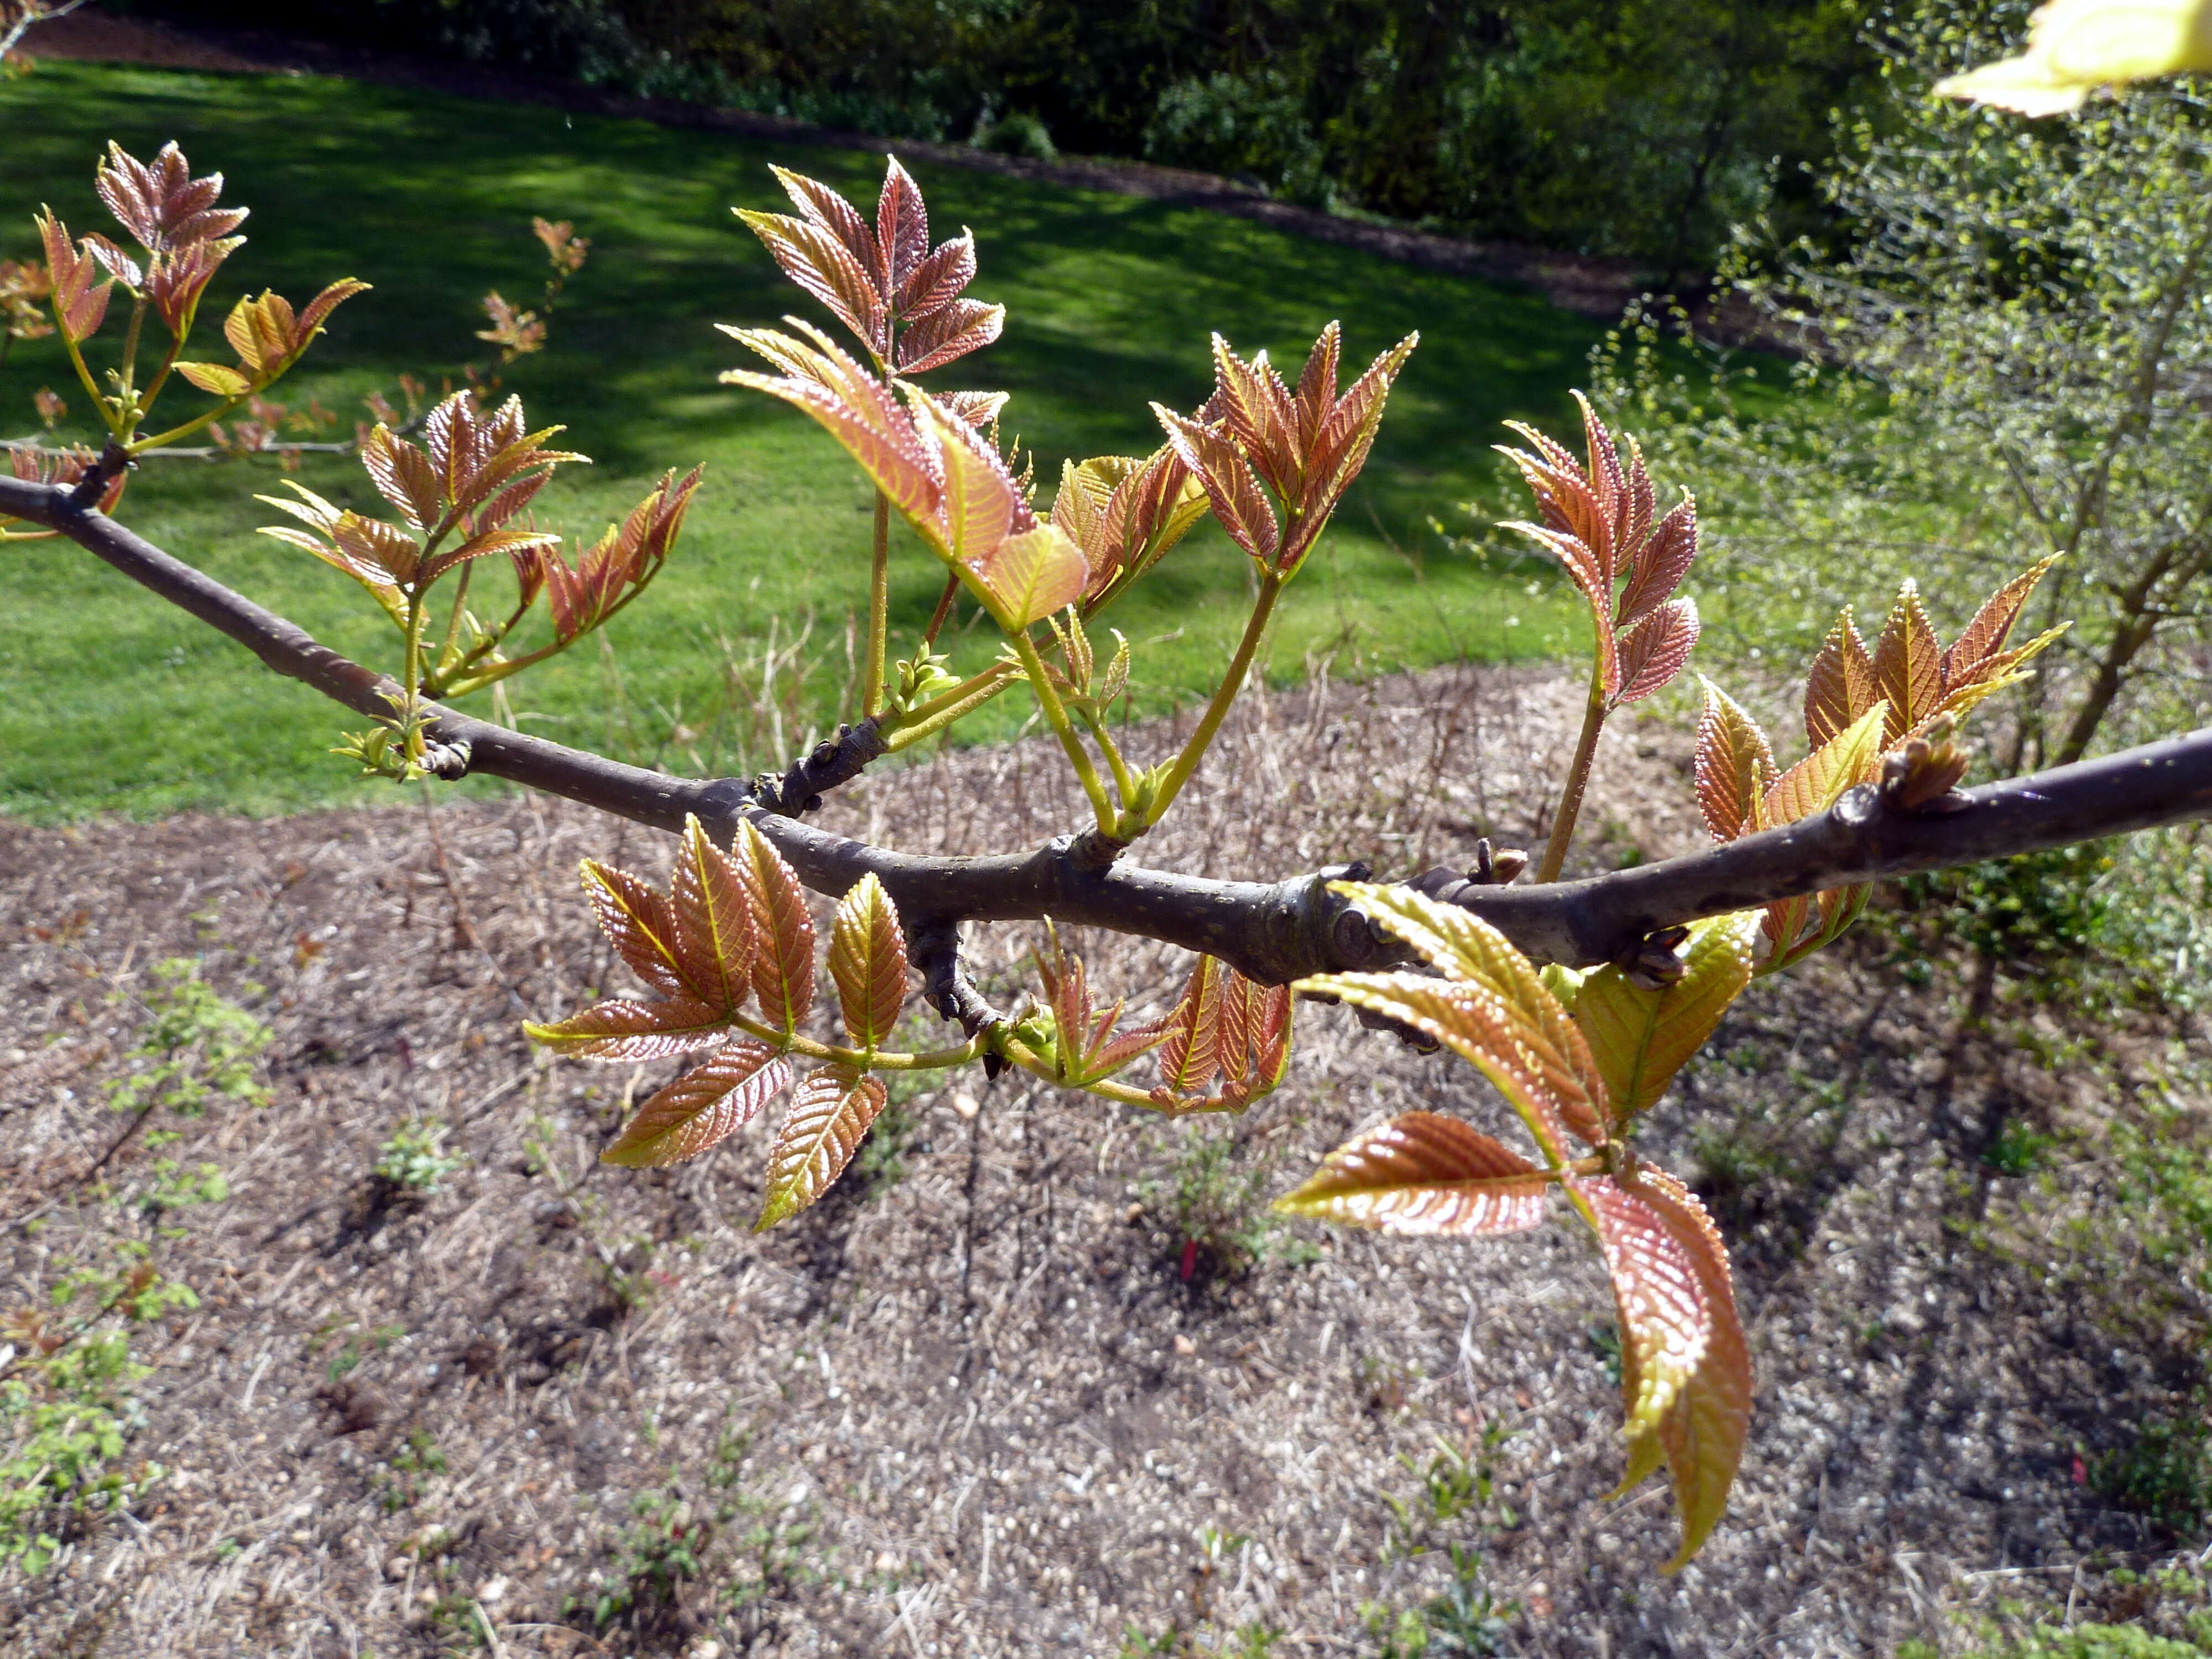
[1804,609,1876,749]
[1944,554,2060,686]
[1613,596,1700,707]
[1155,954,1227,1095]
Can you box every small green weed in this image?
[1588,1321,1624,1385]
[1985,1118,2055,1177]
[699,1422,831,1617]
[375,1118,466,1194]
[583,1484,713,1629]
[2095,1412,2212,1538]
[721,1489,822,1613]
[1383,1425,1516,1559]
[1225,1622,1286,1657]
[374,1427,448,1514]
[1144,1123,1317,1281]
[0,1254,192,1571]
[106,958,270,1120]
[2109,1082,2212,1296]
[1361,1543,1512,1656]
[324,1321,406,1383]
[1904,1614,2212,1656]
[134,1159,229,1214]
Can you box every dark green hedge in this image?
[137,0,1879,273]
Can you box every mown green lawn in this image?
[1,60,1598,820]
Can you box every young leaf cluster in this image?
[42,143,362,454]
[1498,394,1704,882]
[257,391,703,778]
[527,817,994,1228]
[719,159,1420,844]
[1287,886,1758,1570]
[1694,555,2064,968]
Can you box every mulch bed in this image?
[2,664,2205,1655]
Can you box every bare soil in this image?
[2,664,2207,1657]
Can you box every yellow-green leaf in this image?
[174,361,249,399]
[1573,912,1759,1122]
[1324,883,1608,1145]
[755,1068,888,1229]
[828,873,908,1048]
[1762,700,1886,828]
[971,524,1088,629]
[1295,971,1587,1160]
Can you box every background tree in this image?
[0,0,87,71]
[1604,0,2212,771]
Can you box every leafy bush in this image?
[105,957,270,1120]
[141,0,1875,269]
[0,1329,150,1574]
[2096,1414,2212,1539]
[972,107,1056,161]
[1145,71,1333,206]
[0,1252,193,1573]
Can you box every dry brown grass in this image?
[1,664,2206,1657]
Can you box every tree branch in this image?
[10,473,2211,988]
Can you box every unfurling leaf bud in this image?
[1467,838,1528,885]
[1621,925,1692,992]
[1881,717,1973,812]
